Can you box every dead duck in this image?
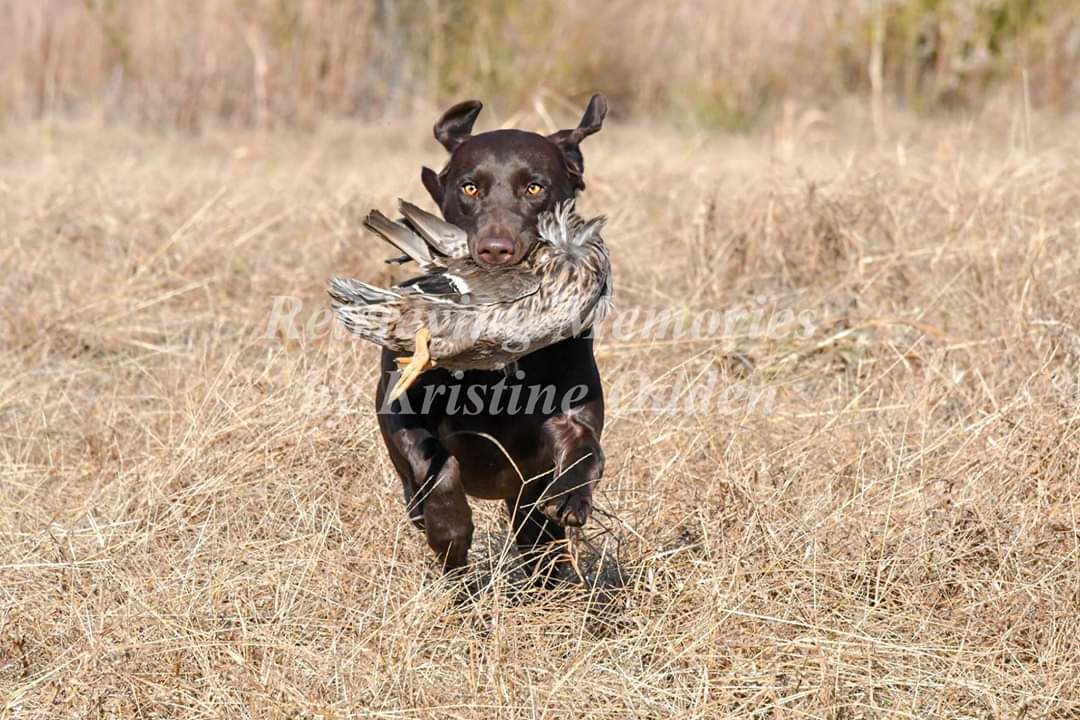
[329,199,611,400]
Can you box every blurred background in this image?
[3,0,1077,131]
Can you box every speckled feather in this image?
[328,200,611,370]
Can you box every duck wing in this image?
[328,276,400,306]
[328,276,418,352]
[395,260,540,305]
[398,199,469,259]
[394,271,470,297]
[455,264,541,304]
[363,210,438,269]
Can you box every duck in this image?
[329,199,611,400]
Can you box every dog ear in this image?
[433,100,483,152]
[547,94,608,191]
[421,166,444,205]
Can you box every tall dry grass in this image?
[1,102,1078,716]
[2,0,1077,130]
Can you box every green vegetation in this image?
[841,0,1071,110]
[3,0,1076,129]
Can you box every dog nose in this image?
[476,236,515,265]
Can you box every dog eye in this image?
[526,183,545,196]
[461,183,479,197]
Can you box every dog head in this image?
[421,94,607,268]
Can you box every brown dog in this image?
[377,95,608,584]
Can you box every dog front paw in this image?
[541,488,592,527]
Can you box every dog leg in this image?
[385,428,445,530]
[539,401,605,528]
[420,455,473,573]
[506,496,570,587]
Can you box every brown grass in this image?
[2,105,1079,717]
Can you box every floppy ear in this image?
[433,100,483,152]
[547,93,608,191]
[421,166,444,205]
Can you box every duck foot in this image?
[389,327,436,401]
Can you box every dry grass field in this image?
[2,104,1079,718]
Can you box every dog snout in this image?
[475,234,515,265]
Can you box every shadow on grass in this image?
[424,503,650,637]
